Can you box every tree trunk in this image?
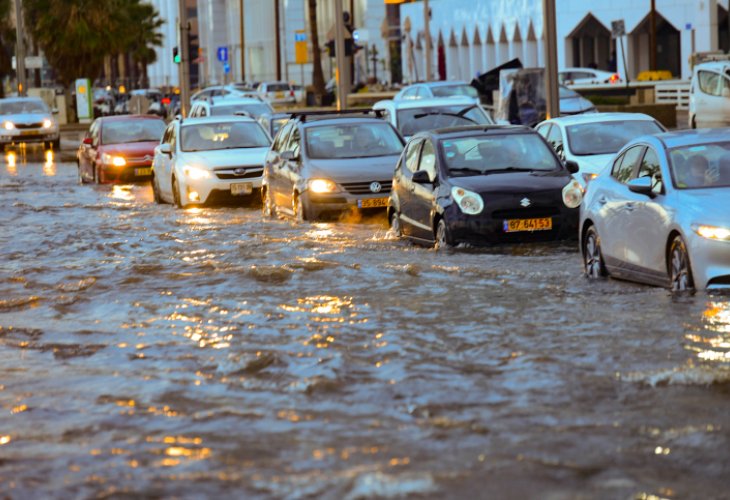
[307,0,325,103]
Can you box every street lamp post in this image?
[542,0,559,119]
[177,0,191,117]
[334,0,347,110]
[424,0,432,81]
[239,0,245,82]
[13,0,27,96]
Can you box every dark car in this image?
[263,111,405,221]
[388,125,582,248]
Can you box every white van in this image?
[689,61,730,129]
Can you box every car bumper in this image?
[181,175,263,206]
[303,190,389,219]
[0,129,60,144]
[101,163,154,182]
[687,233,730,290]
[443,203,579,245]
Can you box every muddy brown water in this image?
[1,153,729,499]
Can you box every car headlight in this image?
[582,172,598,184]
[183,165,210,180]
[562,179,583,208]
[308,178,338,193]
[102,153,126,167]
[42,119,53,129]
[692,224,730,241]
[3,121,14,130]
[451,186,484,215]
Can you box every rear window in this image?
[266,83,290,92]
[211,103,273,117]
[102,119,165,145]
[566,120,664,155]
[181,122,271,152]
[430,85,479,98]
[396,105,492,137]
[305,122,403,159]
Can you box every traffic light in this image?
[173,46,180,64]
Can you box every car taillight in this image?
[290,90,294,96]
[609,73,620,84]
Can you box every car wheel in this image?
[669,236,695,292]
[151,174,163,204]
[172,176,183,208]
[389,210,402,238]
[434,218,453,250]
[262,187,276,218]
[583,226,607,278]
[293,194,307,222]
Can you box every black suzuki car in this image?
[388,125,582,248]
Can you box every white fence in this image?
[654,82,691,110]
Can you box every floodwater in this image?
[1,153,730,499]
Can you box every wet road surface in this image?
[1,152,730,499]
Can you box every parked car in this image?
[689,61,730,129]
[256,81,296,105]
[372,96,494,140]
[580,129,730,291]
[536,113,666,188]
[0,97,60,150]
[151,115,271,208]
[189,96,274,119]
[262,111,405,221]
[77,115,165,184]
[393,81,480,101]
[190,85,243,103]
[389,125,582,248]
[559,68,622,86]
[257,112,290,139]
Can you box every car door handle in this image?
[597,196,608,205]
[625,202,635,211]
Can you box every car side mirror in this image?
[159,143,172,156]
[82,137,92,145]
[280,150,299,162]
[412,170,432,184]
[628,176,654,196]
[565,160,580,174]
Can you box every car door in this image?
[545,124,565,161]
[156,123,176,199]
[79,119,99,181]
[279,125,302,211]
[695,70,723,128]
[396,138,424,237]
[267,121,294,209]
[596,145,646,270]
[411,139,439,240]
[88,120,102,180]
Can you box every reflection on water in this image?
[42,150,56,176]
[686,302,730,362]
[109,184,135,201]
[6,151,16,171]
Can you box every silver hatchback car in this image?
[580,129,730,291]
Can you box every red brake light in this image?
[609,73,620,83]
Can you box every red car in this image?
[77,115,166,184]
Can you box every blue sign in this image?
[223,62,230,74]
[294,32,306,42]
[217,46,228,62]
[685,23,693,30]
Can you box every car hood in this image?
[449,170,572,194]
[677,188,730,225]
[4,112,52,125]
[100,141,160,157]
[572,153,614,174]
[181,147,270,168]
[305,155,400,182]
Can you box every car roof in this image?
[0,97,45,103]
[299,116,387,128]
[694,61,730,71]
[98,114,164,123]
[414,81,470,87]
[541,112,657,126]
[179,115,257,126]
[653,129,730,149]
[209,97,266,106]
[377,96,480,109]
[418,124,533,139]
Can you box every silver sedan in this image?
[580,129,730,291]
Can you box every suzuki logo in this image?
[520,197,531,207]
[370,182,382,193]
[234,168,246,175]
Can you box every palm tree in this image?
[0,0,14,97]
[308,0,326,104]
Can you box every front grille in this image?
[215,167,263,180]
[492,207,560,219]
[341,180,392,195]
[15,122,43,129]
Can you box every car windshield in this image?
[396,105,492,136]
[0,100,48,114]
[430,85,479,98]
[442,134,561,174]
[102,120,165,144]
[211,103,272,118]
[181,122,271,152]
[305,122,403,159]
[669,142,730,189]
[566,120,664,155]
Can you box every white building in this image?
[147,0,180,88]
[400,0,730,83]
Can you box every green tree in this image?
[0,0,14,97]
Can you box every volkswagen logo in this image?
[520,197,531,207]
[234,168,246,176]
[370,182,382,193]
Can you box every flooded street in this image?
[2,153,730,499]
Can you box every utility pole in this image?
[543,0,559,119]
[649,0,657,71]
[334,0,347,109]
[239,0,245,82]
[275,0,282,80]
[424,0,432,81]
[178,0,191,117]
[13,0,27,96]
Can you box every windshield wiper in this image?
[412,111,478,124]
[448,167,485,175]
[482,167,536,174]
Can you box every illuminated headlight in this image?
[42,119,53,129]
[183,165,210,180]
[2,121,14,131]
[308,178,338,193]
[693,224,730,241]
[581,173,598,184]
[102,153,126,167]
[451,186,484,215]
[562,179,583,208]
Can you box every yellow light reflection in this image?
[43,150,56,176]
[6,152,17,171]
[0,435,10,445]
[688,302,730,363]
[109,185,135,201]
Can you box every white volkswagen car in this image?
[151,116,271,208]
[536,113,665,188]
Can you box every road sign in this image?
[217,46,228,62]
[75,78,93,122]
[685,23,693,30]
[611,20,625,38]
[295,30,308,64]
[223,62,230,74]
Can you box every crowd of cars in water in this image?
[2,78,729,293]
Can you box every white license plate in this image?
[134,167,152,176]
[231,182,253,195]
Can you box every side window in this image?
[612,146,644,184]
[286,126,301,156]
[272,122,293,151]
[200,107,207,117]
[89,121,100,145]
[169,125,177,151]
[698,71,721,96]
[403,88,417,99]
[161,124,172,144]
[404,139,423,173]
[536,124,551,138]
[418,140,437,180]
[546,126,564,159]
[415,87,426,99]
[639,147,663,193]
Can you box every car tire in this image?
[434,218,453,250]
[669,236,695,292]
[262,187,276,218]
[583,226,608,279]
[172,176,183,208]
[152,174,163,204]
[293,194,307,222]
[389,210,402,239]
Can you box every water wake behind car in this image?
[1,159,730,498]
